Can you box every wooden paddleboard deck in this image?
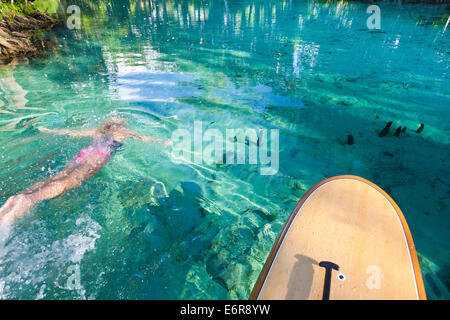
[250,175,426,300]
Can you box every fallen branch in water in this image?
[0,9,60,62]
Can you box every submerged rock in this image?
[253,209,277,222]
[295,181,308,192]
[340,97,358,106]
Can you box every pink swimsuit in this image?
[76,148,110,163]
[75,139,122,164]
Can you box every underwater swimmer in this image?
[0,117,172,225]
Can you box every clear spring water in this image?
[0,0,448,299]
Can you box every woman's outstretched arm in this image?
[124,129,173,146]
[38,127,96,137]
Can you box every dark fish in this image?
[394,126,402,137]
[416,123,424,134]
[378,121,393,137]
[347,134,354,145]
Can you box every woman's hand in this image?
[159,139,173,147]
[140,134,172,147]
[38,126,53,133]
[124,129,172,147]
[147,137,173,147]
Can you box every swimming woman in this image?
[0,117,172,225]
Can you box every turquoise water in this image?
[0,0,449,299]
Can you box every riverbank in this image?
[0,3,60,63]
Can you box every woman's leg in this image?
[0,155,108,224]
[0,194,36,225]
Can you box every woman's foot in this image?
[0,194,35,224]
